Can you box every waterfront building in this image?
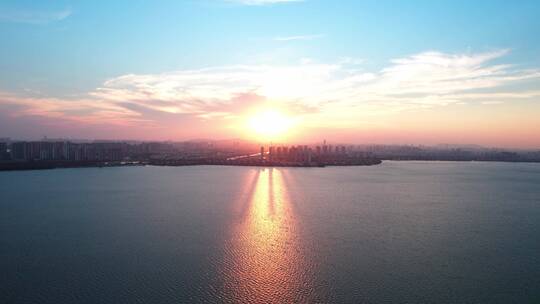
[0,142,8,160]
[10,142,31,160]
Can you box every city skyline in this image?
[1,1,540,148]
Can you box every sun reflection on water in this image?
[223,168,312,303]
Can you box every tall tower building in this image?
[269,146,274,161]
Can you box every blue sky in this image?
[2,0,539,95]
[1,0,540,147]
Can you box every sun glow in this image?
[248,110,294,138]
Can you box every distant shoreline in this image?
[0,158,382,171]
[3,158,540,172]
[0,161,144,172]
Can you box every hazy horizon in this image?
[2,135,538,152]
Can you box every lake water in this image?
[1,161,540,303]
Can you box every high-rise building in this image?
[269,146,274,161]
[0,142,8,160]
[30,142,41,160]
[11,142,31,160]
[52,142,65,160]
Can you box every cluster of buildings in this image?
[7,141,127,162]
[262,144,350,163]
[6,138,536,170]
[0,138,383,168]
[357,144,540,162]
[0,140,184,162]
[0,139,257,165]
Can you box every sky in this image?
[1,0,540,148]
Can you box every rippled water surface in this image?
[1,161,540,303]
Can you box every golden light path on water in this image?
[222,168,315,303]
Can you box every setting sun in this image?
[248,110,294,138]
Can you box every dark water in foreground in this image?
[1,161,540,303]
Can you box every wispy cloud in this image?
[226,0,303,6]
[89,49,540,117]
[0,92,141,125]
[0,7,72,24]
[1,50,539,132]
[274,34,324,41]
